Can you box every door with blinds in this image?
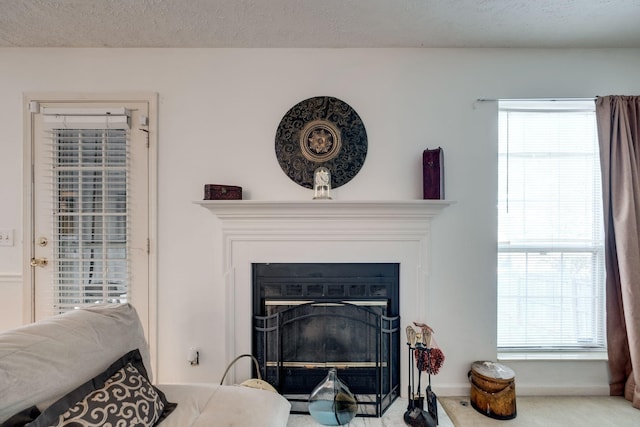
[27,98,153,334]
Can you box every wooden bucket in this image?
[469,361,517,420]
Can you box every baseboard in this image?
[433,383,610,397]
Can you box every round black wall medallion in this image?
[275,96,368,189]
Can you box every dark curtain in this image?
[595,95,640,408]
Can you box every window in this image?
[497,99,605,351]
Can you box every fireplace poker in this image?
[416,345,424,402]
[406,326,417,403]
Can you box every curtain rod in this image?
[476,97,597,102]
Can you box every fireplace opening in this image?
[252,263,400,417]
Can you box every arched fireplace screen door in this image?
[252,263,400,417]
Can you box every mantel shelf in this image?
[195,199,454,221]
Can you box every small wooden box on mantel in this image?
[204,184,242,200]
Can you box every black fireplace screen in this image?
[252,263,400,417]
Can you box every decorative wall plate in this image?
[275,96,367,189]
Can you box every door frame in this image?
[22,92,158,372]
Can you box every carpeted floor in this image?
[287,395,640,426]
[439,396,640,427]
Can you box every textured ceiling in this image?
[0,0,639,48]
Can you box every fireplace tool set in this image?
[404,322,444,427]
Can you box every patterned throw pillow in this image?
[29,349,176,427]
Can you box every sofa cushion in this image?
[0,304,150,423]
[29,349,175,427]
[0,406,40,427]
[159,383,292,427]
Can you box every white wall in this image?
[1,48,639,395]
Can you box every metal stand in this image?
[404,342,438,426]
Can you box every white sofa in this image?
[0,303,291,426]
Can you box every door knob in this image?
[30,257,48,268]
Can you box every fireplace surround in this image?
[196,200,451,408]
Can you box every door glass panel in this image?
[52,128,129,313]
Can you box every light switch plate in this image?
[0,229,14,246]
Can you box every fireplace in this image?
[252,263,400,416]
[195,200,451,412]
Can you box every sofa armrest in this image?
[0,304,150,423]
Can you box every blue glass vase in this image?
[308,368,358,426]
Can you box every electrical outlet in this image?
[0,229,14,246]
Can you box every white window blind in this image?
[43,108,131,313]
[497,99,606,351]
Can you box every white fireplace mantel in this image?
[195,199,452,384]
[195,200,454,251]
[195,199,452,222]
